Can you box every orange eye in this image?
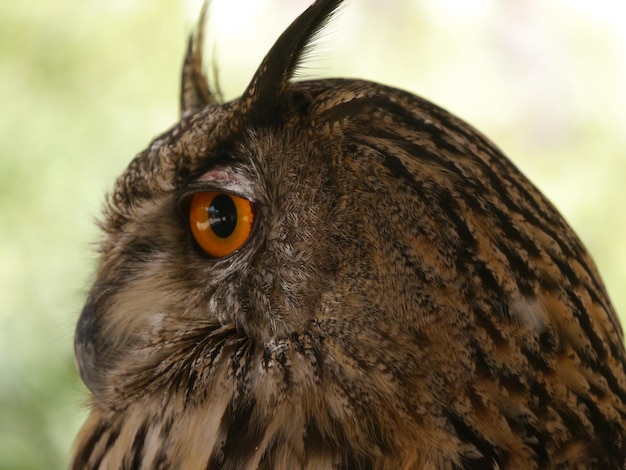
[189,192,255,258]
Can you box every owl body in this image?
[72,1,626,469]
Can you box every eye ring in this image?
[189,191,255,258]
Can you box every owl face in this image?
[73,0,626,468]
[76,113,342,394]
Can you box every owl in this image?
[71,0,626,468]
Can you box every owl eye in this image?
[189,192,255,258]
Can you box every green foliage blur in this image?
[1,0,624,468]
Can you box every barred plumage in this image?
[72,0,626,468]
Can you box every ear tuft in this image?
[180,1,221,117]
[239,0,344,126]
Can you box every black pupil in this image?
[208,194,237,238]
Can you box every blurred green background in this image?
[1,0,624,468]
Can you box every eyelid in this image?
[178,166,258,224]
[195,167,255,200]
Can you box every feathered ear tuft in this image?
[239,0,344,126]
[180,1,221,118]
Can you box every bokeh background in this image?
[1,0,624,467]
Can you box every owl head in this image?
[73,0,626,467]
